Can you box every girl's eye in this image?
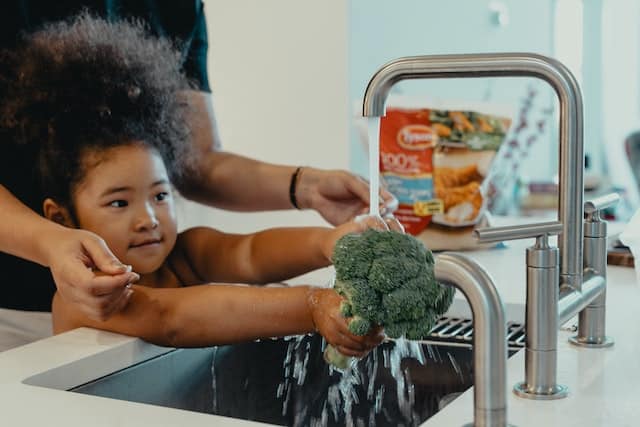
[155,192,170,202]
[109,200,128,208]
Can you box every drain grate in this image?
[425,316,525,350]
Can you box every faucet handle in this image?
[584,192,620,220]
[473,221,562,244]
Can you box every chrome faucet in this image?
[475,194,617,400]
[363,53,584,286]
[363,53,615,424]
[475,221,570,399]
[434,253,508,427]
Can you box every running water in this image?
[274,336,430,427]
[278,335,312,416]
[208,329,473,425]
[210,347,218,414]
[368,117,381,217]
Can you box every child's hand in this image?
[321,214,404,262]
[307,288,384,358]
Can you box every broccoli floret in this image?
[385,312,438,340]
[382,287,431,322]
[333,233,373,279]
[372,229,427,260]
[368,256,422,293]
[324,229,455,369]
[433,284,456,315]
[334,278,383,328]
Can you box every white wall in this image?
[204,0,349,170]
[600,0,640,208]
[178,0,350,232]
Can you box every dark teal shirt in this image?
[0,0,210,311]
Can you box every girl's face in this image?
[72,144,178,274]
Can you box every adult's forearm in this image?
[176,90,297,211]
[187,151,296,211]
[0,185,61,266]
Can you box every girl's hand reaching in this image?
[306,287,384,357]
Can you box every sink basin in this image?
[69,320,521,427]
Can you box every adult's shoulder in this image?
[0,1,210,91]
[144,0,210,91]
[138,0,205,38]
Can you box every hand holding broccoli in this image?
[307,288,385,358]
[325,228,455,369]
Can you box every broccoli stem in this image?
[323,344,354,370]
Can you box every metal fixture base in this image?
[568,335,614,348]
[513,382,568,400]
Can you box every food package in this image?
[358,97,512,250]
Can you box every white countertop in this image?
[1,219,639,427]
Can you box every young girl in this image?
[0,15,387,357]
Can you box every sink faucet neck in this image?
[363,53,585,289]
[435,253,507,427]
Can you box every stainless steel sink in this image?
[70,317,521,427]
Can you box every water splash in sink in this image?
[218,334,458,427]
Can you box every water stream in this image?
[368,117,381,216]
[280,335,427,426]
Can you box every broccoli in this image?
[325,229,455,369]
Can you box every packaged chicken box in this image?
[360,97,512,250]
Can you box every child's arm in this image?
[52,284,383,357]
[175,220,368,284]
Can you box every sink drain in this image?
[424,316,524,350]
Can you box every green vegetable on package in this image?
[324,229,455,369]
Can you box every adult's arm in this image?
[175,90,396,224]
[0,185,138,319]
[175,90,295,210]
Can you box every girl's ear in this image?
[42,198,74,227]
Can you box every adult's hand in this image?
[45,228,139,321]
[296,167,398,226]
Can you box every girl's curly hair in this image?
[0,12,192,208]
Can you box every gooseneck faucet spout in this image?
[435,253,508,427]
[363,53,585,290]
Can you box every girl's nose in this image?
[136,206,159,230]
